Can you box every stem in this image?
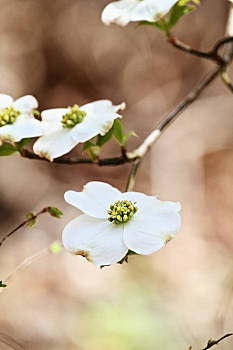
[167,35,233,65]
[127,65,220,161]
[125,158,141,192]
[0,207,54,248]
[1,247,50,290]
[20,149,130,166]
[202,333,233,350]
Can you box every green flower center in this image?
[0,106,21,127]
[107,200,138,224]
[61,105,86,129]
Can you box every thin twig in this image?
[0,206,58,248]
[1,247,50,290]
[168,35,233,65]
[127,65,221,161]
[202,333,233,350]
[20,149,130,166]
[125,158,141,192]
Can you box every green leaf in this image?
[15,138,31,150]
[167,3,195,30]
[26,212,36,227]
[0,281,7,288]
[97,127,114,147]
[49,241,63,254]
[113,119,124,145]
[139,19,169,34]
[123,131,137,144]
[178,0,199,5]
[47,207,63,218]
[0,142,16,156]
[83,140,96,151]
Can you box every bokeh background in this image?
[0,0,233,349]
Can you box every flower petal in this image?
[0,117,42,143]
[123,200,181,255]
[101,0,177,26]
[33,128,78,161]
[130,0,177,22]
[102,0,138,26]
[41,108,68,123]
[64,181,122,219]
[13,95,38,113]
[71,100,125,142]
[62,214,127,266]
[0,94,13,109]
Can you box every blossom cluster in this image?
[1,0,189,267]
[0,94,125,161]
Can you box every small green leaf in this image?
[0,142,16,156]
[167,3,195,30]
[0,281,7,288]
[83,140,96,151]
[123,131,137,144]
[139,19,169,34]
[15,138,31,150]
[49,241,63,254]
[113,119,124,145]
[47,207,63,218]
[26,212,36,227]
[97,127,114,147]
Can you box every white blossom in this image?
[33,100,125,161]
[101,0,178,26]
[0,94,42,145]
[62,181,181,266]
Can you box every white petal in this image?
[71,100,125,142]
[64,182,122,219]
[13,95,38,113]
[41,108,68,123]
[62,214,128,266]
[33,128,78,161]
[123,201,181,255]
[0,117,42,143]
[102,0,138,26]
[39,109,68,135]
[101,0,177,26]
[130,0,177,22]
[0,94,13,109]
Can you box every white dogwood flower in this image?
[62,181,181,266]
[0,94,42,145]
[101,0,178,26]
[33,100,125,161]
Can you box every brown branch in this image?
[168,35,233,65]
[20,148,130,166]
[125,158,141,192]
[202,333,233,350]
[0,206,59,248]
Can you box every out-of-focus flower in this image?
[33,100,125,161]
[0,94,42,145]
[101,0,178,26]
[62,181,181,266]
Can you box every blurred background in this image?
[0,0,233,349]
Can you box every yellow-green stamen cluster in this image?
[61,105,86,129]
[0,106,21,127]
[107,200,138,224]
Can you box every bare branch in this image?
[202,333,233,350]
[0,206,61,248]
